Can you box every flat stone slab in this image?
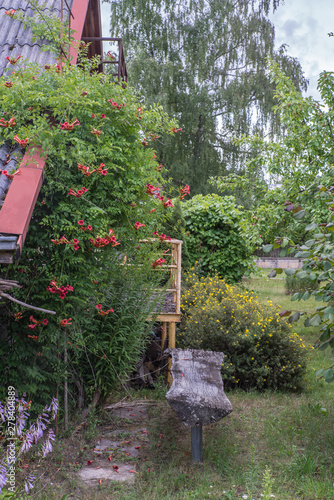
[79,464,136,484]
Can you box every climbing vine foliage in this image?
[0,46,178,408]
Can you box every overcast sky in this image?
[269,0,334,100]
[100,0,334,101]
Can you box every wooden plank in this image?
[153,313,181,322]
[161,322,167,348]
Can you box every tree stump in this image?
[165,348,233,462]
[166,348,233,427]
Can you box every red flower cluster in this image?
[136,107,142,119]
[108,100,125,109]
[96,163,108,175]
[46,278,73,299]
[145,183,173,208]
[179,184,190,199]
[60,318,72,327]
[2,169,21,180]
[6,55,21,65]
[148,209,156,213]
[155,164,163,171]
[51,235,81,250]
[60,119,80,130]
[5,9,16,16]
[28,335,39,342]
[14,135,29,147]
[14,311,22,321]
[28,315,48,330]
[3,82,12,88]
[169,127,183,133]
[152,258,166,269]
[106,51,115,60]
[161,197,173,208]
[152,231,171,242]
[91,128,101,136]
[77,163,107,176]
[77,163,94,177]
[68,187,88,198]
[134,221,145,230]
[146,183,160,196]
[90,229,120,248]
[0,117,16,128]
[96,304,114,316]
[78,220,93,231]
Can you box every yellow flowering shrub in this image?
[178,272,309,391]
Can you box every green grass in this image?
[29,275,334,499]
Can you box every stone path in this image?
[78,401,154,488]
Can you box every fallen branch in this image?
[0,291,56,315]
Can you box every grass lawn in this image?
[30,274,334,499]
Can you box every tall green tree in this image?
[108,0,307,196]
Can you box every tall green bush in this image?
[182,194,252,282]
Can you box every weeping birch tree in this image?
[108,0,307,196]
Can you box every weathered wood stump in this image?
[165,348,233,462]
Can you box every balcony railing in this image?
[81,37,128,83]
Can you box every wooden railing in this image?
[81,37,128,83]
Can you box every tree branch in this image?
[0,292,56,315]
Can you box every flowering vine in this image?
[68,187,88,198]
[96,304,114,316]
[0,117,15,128]
[60,119,80,130]
[46,278,73,300]
[152,258,166,269]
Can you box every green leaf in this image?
[267,269,276,278]
[289,311,300,323]
[309,314,322,326]
[319,329,331,342]
[305,223,318,231]
[293,209,306,220]
[302,291,310,300]
[319,341,329,351]
[291,292,300,301]
[315,368,324,377]
[323,368,334,382]
[323,261,332,271]
[284,268,295,276]
[262,244,273,253]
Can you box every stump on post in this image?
[165,348,233,462]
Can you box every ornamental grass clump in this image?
[178,272,309,391]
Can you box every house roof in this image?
[0,0,75,76]
[0,0,101,264]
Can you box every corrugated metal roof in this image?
[0,1,74,256]
[0,0,74,76]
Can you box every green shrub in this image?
[178,272,310,391]
[182,194,252,282]
[285,274,318,295]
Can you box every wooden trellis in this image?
[141,238,182,382]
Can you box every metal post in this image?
[191,425,203,463]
